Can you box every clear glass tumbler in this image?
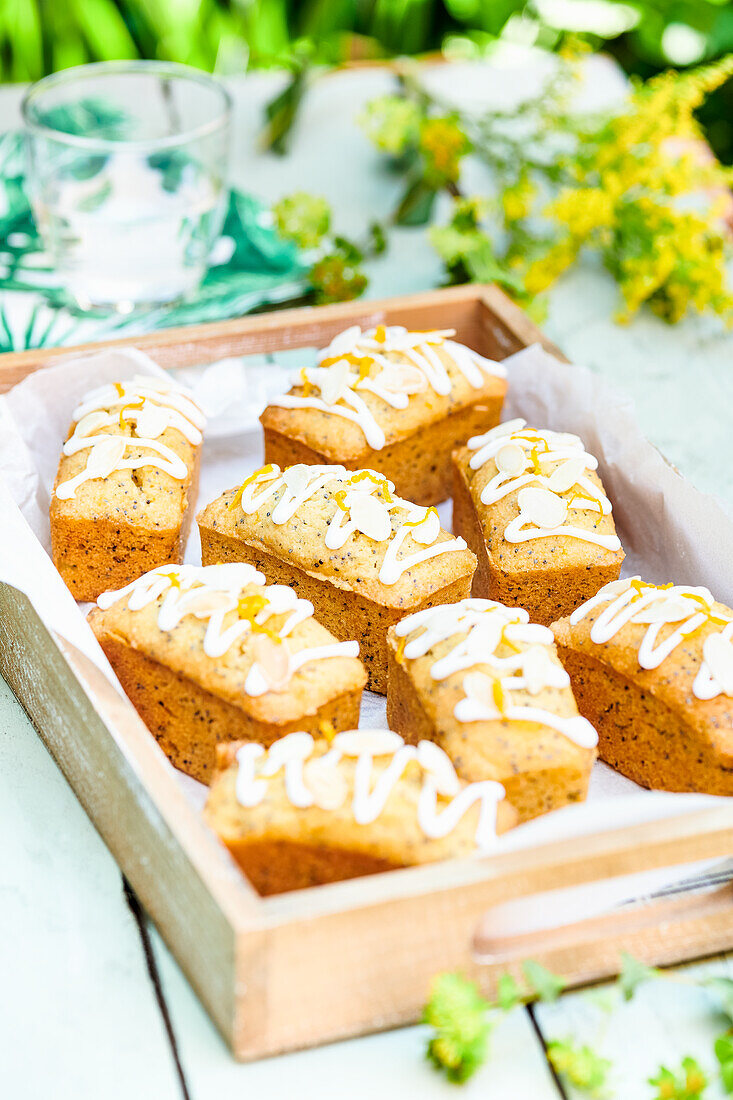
[22,61,232,312]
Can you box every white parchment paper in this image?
[0,342,729,912]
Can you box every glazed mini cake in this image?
[51,372,205,601]
[88,563,366,783]
[553,577,733,795]
[260,324,507,506]
[197,463,477,692]
[204,728,517,895]
[452,418,624,625]
[386,599,598,821]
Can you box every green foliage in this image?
[359,53,733,324]
[618,951,661,1001]
[547,1039,611,1097]
[649,1056,708,1099]
[495,971,522,1011]
[522,959,566,1003]
[422,972,493,1084]
[715,1034,733,1094]
[272,192,331,250]
[705,977,733,1024]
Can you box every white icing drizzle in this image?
[96,563,359,696]
[267,324,506,450]
[466,418,621,552]
[233,728,506,851]
[569,577,733,700]
[395,599,598,749]
[55,374,205,500]
[234,463,468,586]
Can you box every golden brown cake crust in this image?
[451,435,624,625]
[50,378,203,601]
[88,565,366,782]
[553,586,733,794]
[204,733,517,894]
[260,330,506,505]
[263,396,504,506]
[197,466,477,692]
[385,605,596,822]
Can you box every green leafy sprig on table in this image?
[267,50,733,325]
[422,955,733,1093]
[271,191,384,304]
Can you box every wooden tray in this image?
[1,285,731,1061]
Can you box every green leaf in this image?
[423,972,492,1084]
[522,960,565,1003]
[394,177,437,226]
[618,952,661,1001]
[496,972,522,1011]
[649,1056,708,1099]
[705,978,733,1024]
[261,67,308,155]
[547,1039,611,1097]
[715,1033,733,1094]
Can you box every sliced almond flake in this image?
[463,671,498,709]
[374,363,428,394]
[632,596,698,624]
[409,509,440,546]
[321,324,361,359]
[495,442,527,477]
[348,491,392,541]
[182,589,236,618]
[546,456,586,494]
[702,632,733,694]
[252,634,291,692]
[517,486,568,529]
[334,729,404,756]
[468,417,526,449]
[75,410,110,437]
[86,435,128,477]
[303,758,349,810]
[319,359,353,405]
[416,740,461,797]
[281,463,312,495]
[134,403,170,439]
[522,646,559,695]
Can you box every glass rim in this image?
[21,60,233,152]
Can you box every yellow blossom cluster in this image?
[526,58,733,323]
[419,116,471,185]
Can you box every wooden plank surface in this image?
[2,58,733,1097]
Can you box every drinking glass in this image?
[22,61,232,312]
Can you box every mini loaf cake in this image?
[50,373,205,601]
[386,599,598,821]
[452,418,624,625]
[260,324,507,505]
[553,577,733,794]
[197,463,477,692]
[204,728,517,894]
[88,563,366,783]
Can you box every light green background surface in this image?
[1,65,732,1098]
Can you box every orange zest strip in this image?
[228,464,276,511]
[118,399,145,430]
[333,489,349,512]
[299,367,315,398]
[492,678,507,717]
[375,324,387,343]
[403,505,438,528]
[348,470,393,501]
[319,719,336,743]
[114,382,125,398]
[158,568,182,590]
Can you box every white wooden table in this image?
[2,63,732,1098]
